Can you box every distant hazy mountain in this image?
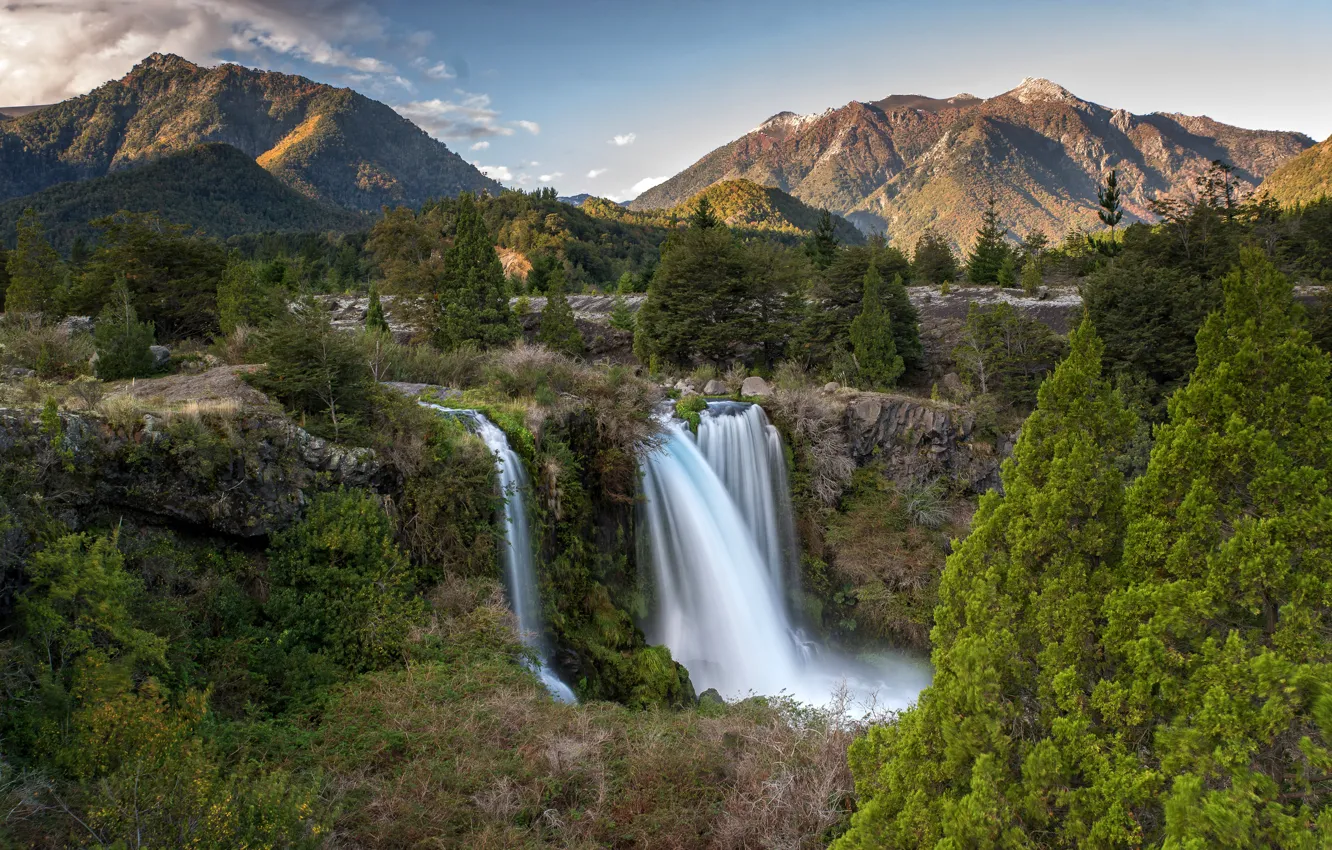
[0,143,366,251]
[633,78,1314,250]
[602,178,864,244]
[1257,135,1332,206]
[0,53,500,212]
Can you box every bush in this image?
[92,285,157,380]
[266,489,427,673]
[0,316,92,379]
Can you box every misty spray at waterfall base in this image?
[640,401,931,709]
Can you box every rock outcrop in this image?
[839,391,1014,493]
[0,406,382,538]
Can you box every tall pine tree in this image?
[5,209,64,316]
[837,317,1136,849]
[436,193,517,350]
[805,208,840,270]
[848,257,903,388]
[365,282,390,334]
[965,198,1012,284]
[537,264,583,356]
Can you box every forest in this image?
[0,160,1330,848]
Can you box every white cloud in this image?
[515,119,540,135]
[476,164,512,182]
[393,91,514,140]
[412,57,455,80]
[587,168,608,178]
[610,133,636,146]
[538,172,563,183]
[0,0,406,104]
[470,140,489,151]
[629,175,667,195]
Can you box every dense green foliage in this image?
[536,265,584,356]
[953,301,1068,405]
[839,252,1332,848]
[5,209,63,314]
[0,144,366,252]
[849,260,904,388]
[911,228,959,284]
[965,199,1015,284]
[91,283,156,380]
[435,193,519,350]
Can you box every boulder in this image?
[149,345,171,370]
[822,381,840,393]
[740,376,773,397]
[674,379,697,394]
[702,379,728,396]
[59,315,95,335]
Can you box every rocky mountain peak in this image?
[125,52,200,79]
[1006,77,1079,105]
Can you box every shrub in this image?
[93,284,157,380]
[266,489,427,673]
[0,316,93,379]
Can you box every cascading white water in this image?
[640,401,931,708]
[422,404,576,703]
[696,402,800,600]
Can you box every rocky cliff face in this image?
[0,404,381,538]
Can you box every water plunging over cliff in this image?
[423,404,575,703]
[639,401,930,708]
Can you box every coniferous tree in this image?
[912,229,959,285]
[996,254,1017,288]
[1096,169,1125,254]
[636,225,745,367]
[1020,255,1043,295]
[536,264,583,356]
[689,195,720,230]
[609,294,636,332]
[848,258,903,388]
[1095,248,1332,847]
[435,192,517,350]
[217,254,287,334]
[5,209,65,316]
[965,198,1012,284]
[837,318,1135,849]
[365,283,389,334]
[93,279,157,380]
[805,208,840,270]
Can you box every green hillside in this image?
[1258,134,1332,206]
[0,143,366,251]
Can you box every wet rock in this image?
[703,379,728,395]
[740,376,773,397]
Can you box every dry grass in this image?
[766,386,855,506]
[303,599,876,850]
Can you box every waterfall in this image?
[696,401,800,601]
[640,401,931,708]
[422,404,576,703]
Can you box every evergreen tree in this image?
[996,254,1017,288]
[836,318,1136,849]
[965,198,1012,284]
[93,279,157,380]
[1096,169,1125,254]
[435,193,518,350]
[1096,248,1332,847]
[635,225,746,367]
[740,240,806,370]
[802,242,913,366]
[217,254,287,334]
[912,229,959,285]
[805,208,840,270]
[1020,255,1043,295]
[609,294,636,332]
[689,195,720,230]
[537,265,583,356]
[5,208,65,316]
[848,258,904,388]
[365,283,389,334]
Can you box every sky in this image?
[2,0,1329,202]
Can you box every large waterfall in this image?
[423,404,576,703]
[640,401,930,708]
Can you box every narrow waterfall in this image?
[640,401,931,708]
[422,404,576,703]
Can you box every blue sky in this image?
[2,0,1328,201]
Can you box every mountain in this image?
[1257,134,1332,206]
[0,143,366,251]
[592,179,865,244]
[633,78,1314,250]
[0,53,500,212]
[559,193,628,209]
